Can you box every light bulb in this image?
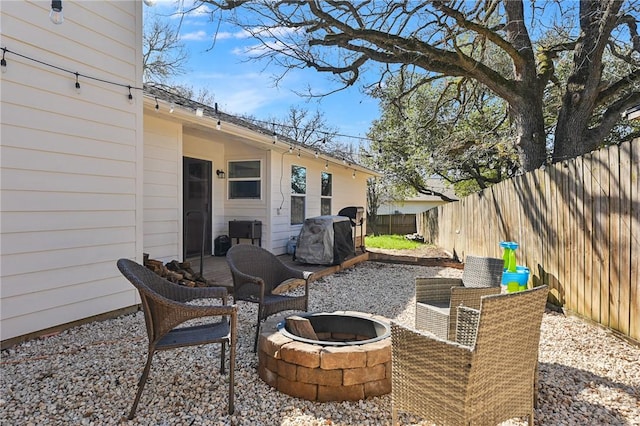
[352,171,356,179]
[314,151,319,159]
[155,98,159,112]
[2,49,8,73]
[216,120,221,130]
[50,0,64,24]
[169,103,175,113]
[325,161,329,170]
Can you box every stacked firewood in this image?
[143,254,213,287]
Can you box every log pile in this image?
[143,254,214,287]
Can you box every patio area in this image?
[1,258,638,425]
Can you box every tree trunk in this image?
[509,95,547,171]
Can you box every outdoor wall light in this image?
[216,169,226,179]
[195,107,204,117]
[50,0,64,24]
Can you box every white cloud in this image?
[181,30,208,41]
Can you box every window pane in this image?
[321,198,331,215]
[321,172,332,196]
[291,165,306,194]
[291,196,305,224]
[229,161,260,178]
[229,181,260,199]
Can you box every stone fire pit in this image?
[257,311,392,402]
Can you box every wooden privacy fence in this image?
[418,139,639,342]
[367,213,417,236]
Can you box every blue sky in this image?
[146,1,380,148]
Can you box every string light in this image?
[50,0,64,25]
[74,72,81,94]
[0,46,378,170]
[1,48,6,73]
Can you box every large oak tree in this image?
[202,0,639,171]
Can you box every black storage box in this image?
[214,235,231,256]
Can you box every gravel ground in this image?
[1,261,638,425]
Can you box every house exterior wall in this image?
[269,153,368,254]
[0,1,143,342]
[143,114,182,262]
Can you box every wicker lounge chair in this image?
[415,255,503,340]
[116,258,237,420]
[392,285,549,425]
[226,244,313,351]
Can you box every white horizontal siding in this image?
[143,115,181,262]
[0,1,143,342]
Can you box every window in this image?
[228,160,261,199]
[291,165,306,224]
[321,171,332,215]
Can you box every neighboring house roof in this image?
[626,104,640,120]
[143,84,381,177]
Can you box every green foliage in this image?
[364,235,425,250]
[365,74,519,197]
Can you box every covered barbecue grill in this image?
[338,206,365,253]
[294,215,353,265]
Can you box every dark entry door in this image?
[183,157,212,258]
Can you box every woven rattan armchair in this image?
[415,255,503,340]
[117,258,237,420]
[226,244,313,351]
[392,285,549,425]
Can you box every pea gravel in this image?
[1,261,638,425]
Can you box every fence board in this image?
[619,143,632,335]
[583,154,594,320]
[590,151,602,323]
[576,157,586,316]
[599,147,611,326]
[631,142,640,341]
[609,147,621,331]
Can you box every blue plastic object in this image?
[501,266,530,293]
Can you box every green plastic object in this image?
[499,241,519,272]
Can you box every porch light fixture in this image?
[127,86,134,104]
[50,0,64,24]
[216,169,225,179]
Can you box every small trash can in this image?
[214,235,231,256]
